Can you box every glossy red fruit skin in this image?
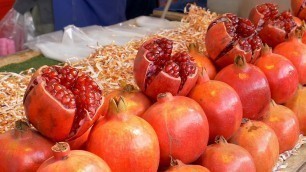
[38,142,111,172]
[200,138,256,172]
[205,14,262,69]
[188,72,243,143]
[134,38,198,100]
[262,102,300,153]
[285,86,306,134]
[141,92,209,167]
[101,84,152,117]
[229,120,279,172]
[86,98,160,172]
[255,46,299,104]
[292,0,306,20]
[215,56,271,120]
[23,65,105,142]
[273,35,306,85]
[165,159,210,172]
[0,120,54,171]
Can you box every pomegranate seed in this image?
[257,3,278,20]
[238,39,252,52]
[163,61,180,78]
[237,18,255,38]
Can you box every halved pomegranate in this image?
[249,3,297,47]
[205,13,262,69]
[292,0,306,21]
[23,65,104,141]
[134,38,198,99]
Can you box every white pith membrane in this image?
[0,4,304,170]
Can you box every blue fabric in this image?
[156,0,207,13]
[53,0,127,31]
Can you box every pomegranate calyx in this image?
[169,156,179,167]
[215,135,228,144]
[197,68,210,84]
[260,44,272,56]
[234,55,247,68]
[15,119,30,132]
[187,43,200,53]
[108,97,127,115]
[156,92,173,102]
[52,142,70,160]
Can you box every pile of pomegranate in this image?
[1,1,306,171]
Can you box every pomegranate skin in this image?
[38,142,111,172]
[134,38,198,100]
[262,102,300,153]
[188,74,243,142]
[215,56,271,120]
[273,35,306,85]
[142,92,209,167]
[165,159,210,172]
[285,86,306,135]
[292,0,306,20]
[86,98,160,172]
[0,120,54,172]
[229,120,279,172]
[255,47,299,104]
[23,65,105,142]
[200,138,256,172]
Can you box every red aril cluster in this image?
[24,65,105,141]
[249,3,297,47]
[134,38,198,99]
[205,13,262,69]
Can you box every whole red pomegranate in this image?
[134,37,198,99]
[37,142,111,172]
[188,43,216,79]
[165,159,210,172]
[23,65,105,141]
[285,86,306,134]
[229,120,279,172]
[255,45,299,104]
[205,13,262,69]
[102,83,152,117]
[0,120,54,171]
[200,136,256,172]
[188,70,242,142]
[86,97,160,172]
[262,101,300,153]
[249,3,297,48]
[292,0,306,20]
[273,33,306,85]
[141,92,209,167]
[215,56,271,120]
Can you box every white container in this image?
[207,0,290,18]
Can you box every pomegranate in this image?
[141,92,209,167]
[200,136,256,172]
[86,97,160,172]
[187,43,216,79]
[292,0,306,20]
[188,70,242,142]
[23,65,105,141]
[134,37,198,99]
[255,45,299,104]
[285,86,306,134]
[165,159,210,172]
[215,56,271,120]
[249,3,297,47]
[67,127,91,150]
[0,120,54,171]
[205,13,262,69]
[37,142,111,172]
[262,101,300,153]
[229,120,279,172]
[102,83,152,117]
[273,32,306,85]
